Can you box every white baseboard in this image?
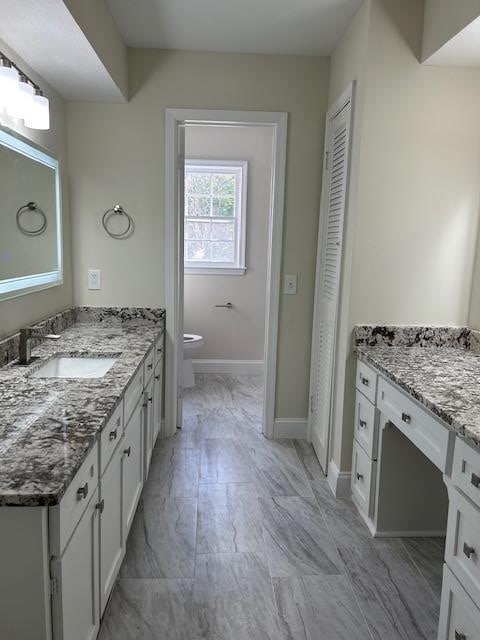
[192,359,264,375]
[327,459,351,498]
[273,418,308,439]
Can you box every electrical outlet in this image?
[88,269,101,290]
[284,274,297,295]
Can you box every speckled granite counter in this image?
[355,326,480,449]
[0,308,164,506]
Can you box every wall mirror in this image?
[0,127,62,301]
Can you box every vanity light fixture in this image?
[0,52,50,130]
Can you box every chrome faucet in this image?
[19,327,61,365]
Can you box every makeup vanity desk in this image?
[352,328,480,640]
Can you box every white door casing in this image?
[165,109,288,439]
[308,85,354,472]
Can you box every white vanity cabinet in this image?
[99,440,124,615]
[50,487,100,640]
[352,355,480,640]
[0,328,165,640]
[143,375,155,480]
[122,393,144,539]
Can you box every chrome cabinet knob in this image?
[124,446,131,458]
[360,376,369,387]
[463,542,475,559]
[96,499,105,514]
[359,419,367,429]
[356,472,364,481]
[109,428,118,441]
[471,472,480,488]
[401,412,411,424]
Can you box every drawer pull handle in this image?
[471,472,480,488]
[96,499,105,514]
[463,542,475,559]
[455,632,466,640]
[356,472,364,481]
[360,376,369,387]
[109,428,118,441]
[147,363,153,370]
[148,396,153,403]
[154,375,160,380]
[401,412,411,424]
[124,446,131,458]
[359,419,367,429]
[76,482,89,500]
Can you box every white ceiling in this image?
[0,0,124,101]
[424,16,480,67]
[106,0,363,56]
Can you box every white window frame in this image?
[184,159,247,275]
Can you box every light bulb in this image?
[7,73,34,120]
[0,57,19,114]
[24,89,50,130]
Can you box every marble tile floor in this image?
[99,374,444,640]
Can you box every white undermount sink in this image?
[30,357,116,379]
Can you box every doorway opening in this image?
[165,110,288,439]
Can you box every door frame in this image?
[307,82,355,471]
[165,108,288,438]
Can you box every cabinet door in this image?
[144,376,154,481]
[51,490,100,640]
[153,358,163,443]
[99,444,124,616]
[122,398,144,539]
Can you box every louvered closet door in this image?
[309,95,352,473]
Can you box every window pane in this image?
[187,195,211,217]
[186,240,211,261]
[185,172,211,195]
[212,173,235,197]
[211,241,234,262]
[212,196,234,217]
[211,220,234,241]
[185,220,210,240]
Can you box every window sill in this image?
[184,267,246,276]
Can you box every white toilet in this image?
[183,334,203,388]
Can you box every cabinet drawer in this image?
[124,364,144,424]
[49,443,99,556]
[353,390,378,459]
[377,377,453,472]
[446,487,480,605]
[438,565,480,640]
[452,438,480,511]
[100,401,124,475]
[351,439,376,517]
[355,360,377,404]
[144,346,155,384]
[154,332,164,367]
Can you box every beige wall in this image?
[329,0,480,472]
[0,39,73,340]
[64,0,128,100]
[67,49,330,418]
[184,124,272,361]
[422,0,480,61]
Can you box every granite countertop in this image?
[0,315,164,506]
[357,344,480,449]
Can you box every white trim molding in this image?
[165,108,288,439]
[192,359,264,375]
[273,418,308,439]
[327,459,352,498]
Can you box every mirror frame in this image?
[0,126,63,302]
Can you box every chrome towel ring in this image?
[102,204,134,239]
[16,202,47,236]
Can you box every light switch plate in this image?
[88,269,101,290]
[284,274,297,295]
